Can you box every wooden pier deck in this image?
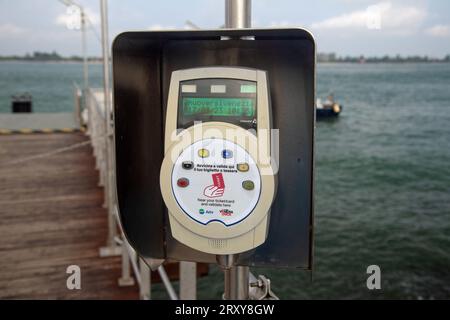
[0,132,139,299]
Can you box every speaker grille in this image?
[208,239,227,249]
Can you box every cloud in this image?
[425,25,450,37]
[55,6,100,30]
[311,1,426,33]
[269,21,297,28]
[0,23,26,37]
[148,24,176,31]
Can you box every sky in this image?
[0,0,449,58]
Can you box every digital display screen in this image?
[177,78,257,130]
[182,97,255,117]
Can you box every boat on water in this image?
[316,94,343,118]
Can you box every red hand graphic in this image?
[203,185,225,198]
[203,173,225,198]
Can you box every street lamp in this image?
[58,0,89,91]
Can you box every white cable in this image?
[0,135,105,167]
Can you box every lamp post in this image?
[58,0,89,91]
[99,0,120,256]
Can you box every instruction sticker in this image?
[172,138,261,226]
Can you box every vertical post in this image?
[80,9,89,91]
[180,262,197,300]
[222,0,251,300]
[118,241,135,287]
[139,258,151,300]
[99,0,120,257]
[225,0,251,28]
[223,266,249,300]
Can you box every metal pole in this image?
[222,0,251,300]
[158,266,179,300]
[223,266,249,299]
[99,0,119,255]
[225,0,251,28]
[80,9,89,91]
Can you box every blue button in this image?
[222,149,233,159]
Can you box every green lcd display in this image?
[182,97,255,117]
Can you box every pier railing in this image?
[72,83,83,128]
[85,88,107,189]
[81,86,183,300]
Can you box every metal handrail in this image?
[112,205,178,300]
[157,266,179,300]
[86,88,106,120]
[114,235,142,284]
[85,88,107,189]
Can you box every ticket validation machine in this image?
[160,67,277,255]
[113,28,315,270]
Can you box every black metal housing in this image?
[112,28,315,269]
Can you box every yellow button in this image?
[237,163,249,172]
[198,149,209,158]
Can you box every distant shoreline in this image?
[2,50,449,64]
[317,60,450,64]
[0,59,103,64]
[0,59,448,65]
[0,51,103,64]
[317,61,450,64]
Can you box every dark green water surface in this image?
[1,62,449,299]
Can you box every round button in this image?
[222,149,233,159]
[198,149,209,158]
[177,178,189,188]
[242,180,255,191]
[237,163,249,172]
[182,161,194,170]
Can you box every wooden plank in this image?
[0,133,138,299]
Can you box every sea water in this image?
[1,61,449,299]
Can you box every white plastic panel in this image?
[171,138,261,227]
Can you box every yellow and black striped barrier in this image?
[0,127,86,135]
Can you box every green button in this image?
[242,180,254,191]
